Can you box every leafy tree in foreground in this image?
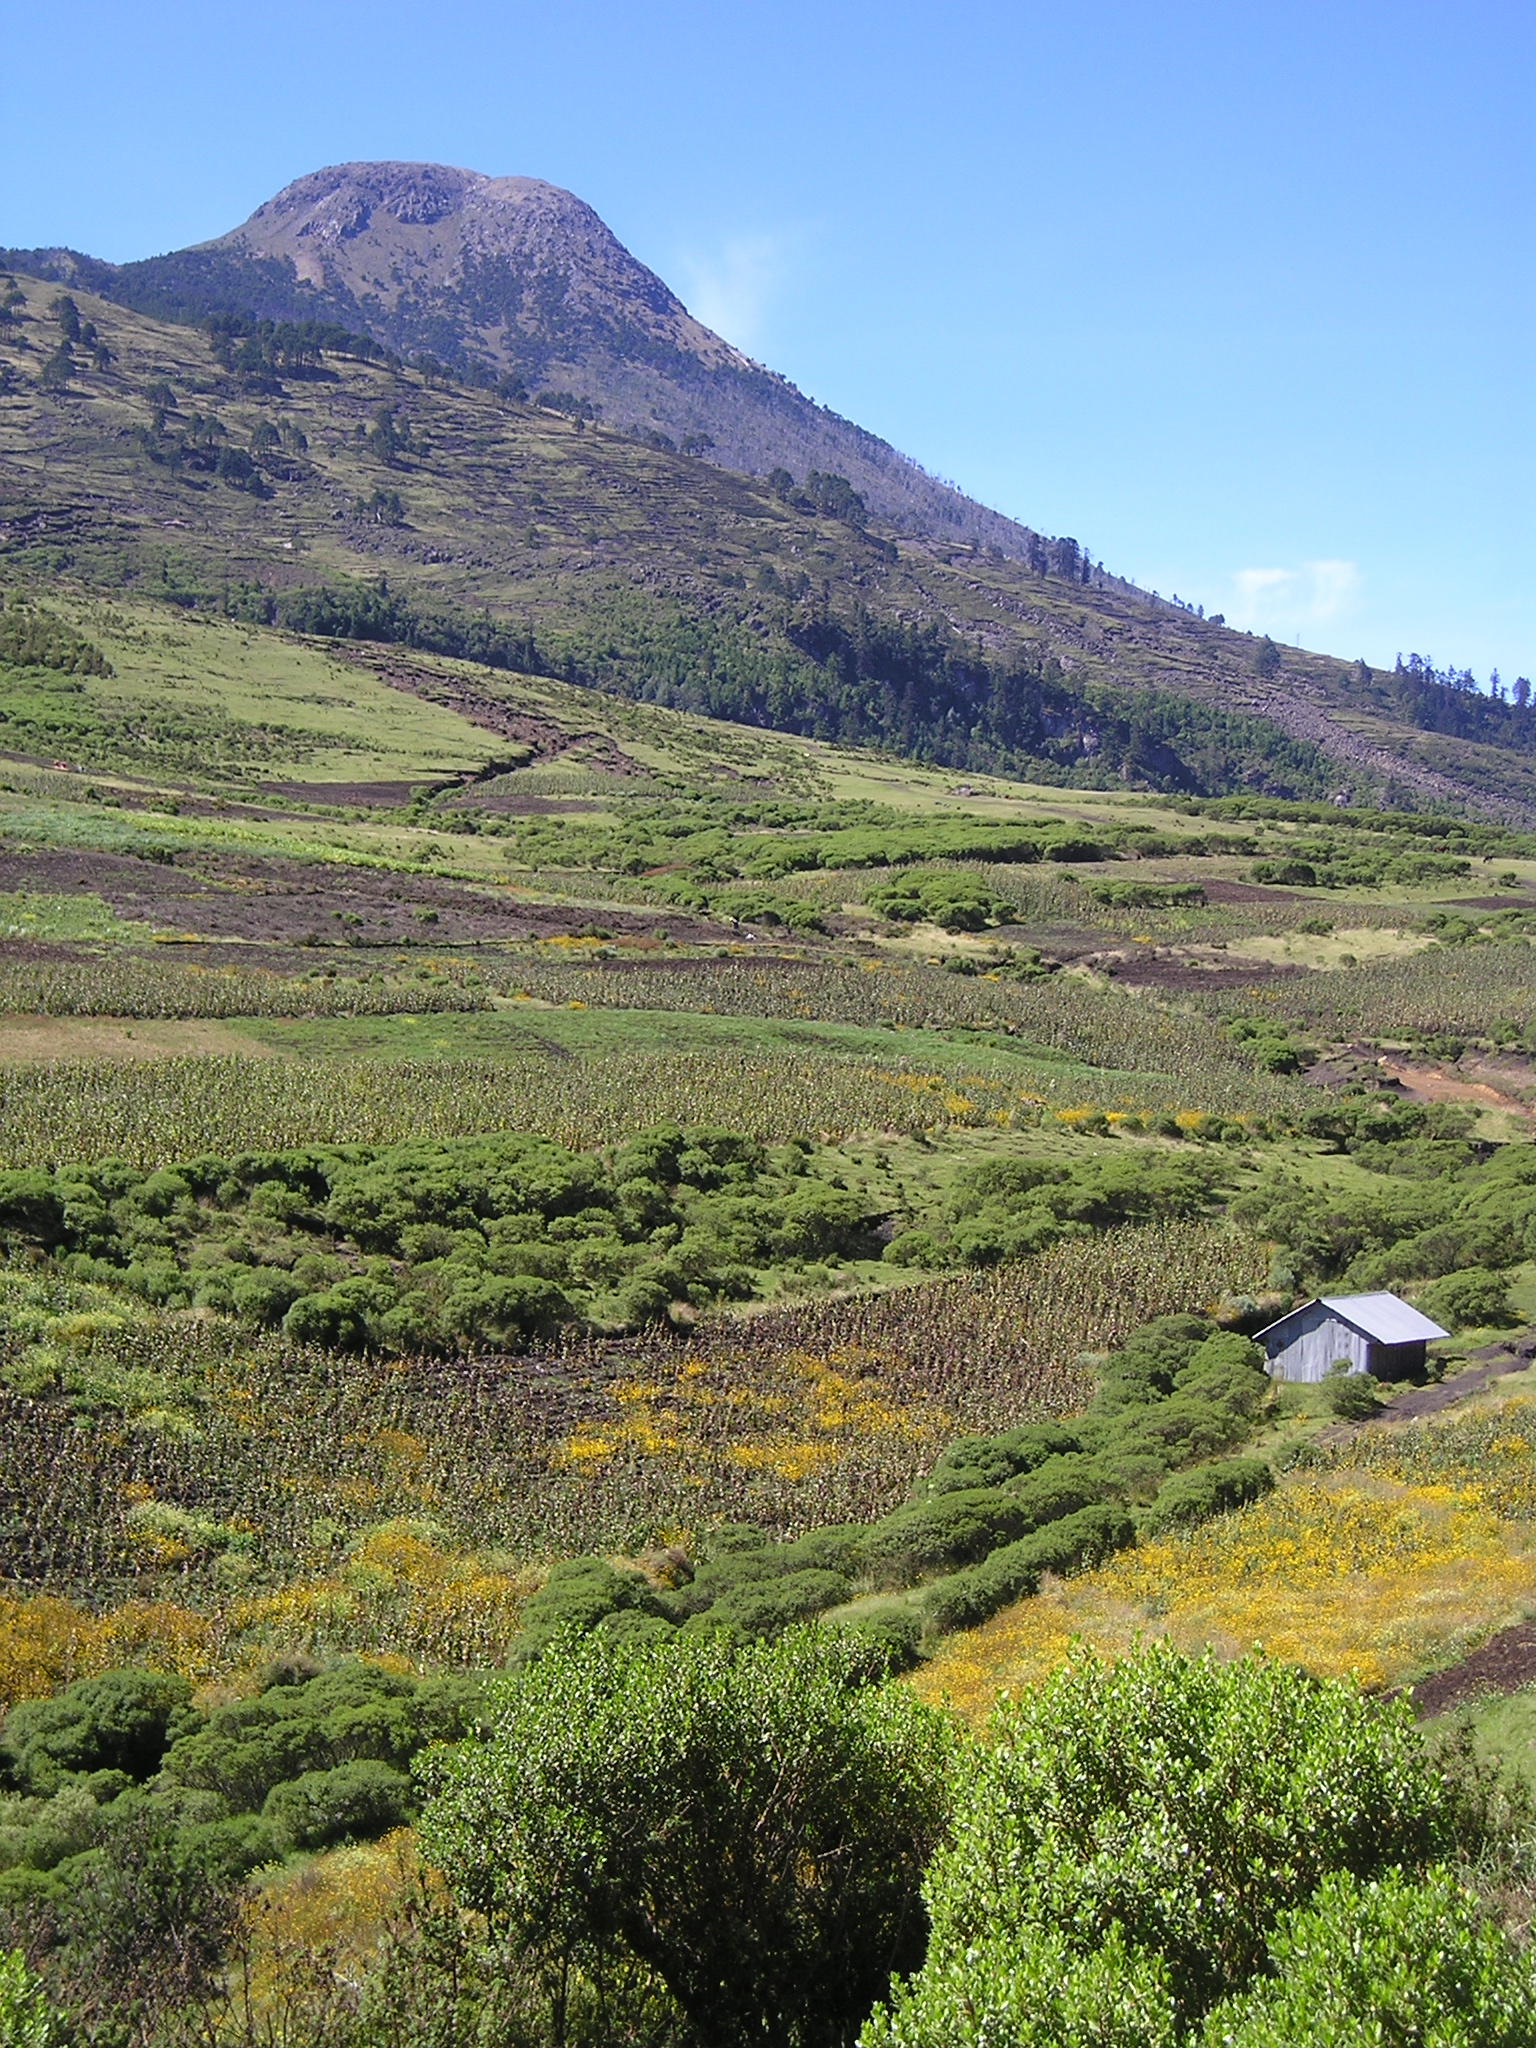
[863,1642,1458,2041]
[0,1950,60,2048]
[1201,1866,1536,2046]
[417,1628,954,2048]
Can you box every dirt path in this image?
[1412,1622,1536,1718]
[1376,1058,1536,1124]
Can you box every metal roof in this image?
[1319,1292,1450,1343]
[1256,1291,1450,1347]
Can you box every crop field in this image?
[0,1220,1263,1695]
[3,579,1536,2043]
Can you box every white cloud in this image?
[1227,559,1362,637]
[673,234,789,352]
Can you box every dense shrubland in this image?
[1235,1096,1536,1317]
[0,1127,883,1346]
[8,1636,1531,2048]
[0,1127,1235,1355]
[881,1152,1218,1270]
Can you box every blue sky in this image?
[5,0,1532,681]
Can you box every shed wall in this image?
[1263,1308,1371,1383]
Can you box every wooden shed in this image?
[1254,1291,1449,1384]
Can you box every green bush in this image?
[864,869,1018,931]
[684,1568,853,1641]
[0,1670,196,1795]
[1141,1456,1274,1535]
[159,1661,481,1815]
[418,1628,954,2048]
[509,1557,673,1665]
[1416,1265,1519,1331]
[1323,1363,1387,1420]
[881,1642,1456,2033]
[0,1126,884,1356]
[920,1505,1136,1636]
[917,1422,1084,1500]
[1200,1866,1536,2045]
[857,1488,1034,1589]
[261,1760,414,1851]
[863,1924,1177,2048]
[0,1948,60,2048]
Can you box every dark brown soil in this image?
[1202,879,1306,903]
[1412,1621,1536,1718]
[1099,954,1303,992]
[0,846,721,949]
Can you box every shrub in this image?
[863,1924,1177,2048]
[685,1568,852,1640]
[1324,1365,1387,1420]
[897,1643,1453,2028]
[857,1488,1033,1588]
[509,1557,671,1665]
[0,1670,195,1795]
[1141,1456,1274,1535]
[918,1422,1084,1499]
[418,1628,954,2048]
[0,1948,60,2048]
[261,1759,414,1850]
[920,1505,1136,1636]
[1416,1265,1519,1331]
[1200,1866,1536,2045]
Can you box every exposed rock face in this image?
[212,163,750,376]
[189,161,1052,555]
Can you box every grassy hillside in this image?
[11,178,1536,2048]
[5,273,1536,814]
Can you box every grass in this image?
[0,598,497,786]
[4,272,1535,814]
[1439,1687,1536,1789]
[912,1468,1536,1725]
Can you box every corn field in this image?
[1218,940,1536,1039]
[0,952,485,1019]
[0,1222,1266,1636]
[0,1048,1070,1167]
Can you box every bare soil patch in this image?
[0,1016,275,1061]
[1201,879,1306,903]
[1376,1057,1536,1124]
[0,847,719,950]
[1100,951,1304,992]
[1412,1621,1536,1718]
[336,650,640,775]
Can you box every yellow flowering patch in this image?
[238,1830,424,2016]
[0,1528,539,1707]
[555,1343,943,1482]
[914,1475,1536,1726]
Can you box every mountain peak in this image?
[6,160,1055,558]
[211,159,751,376]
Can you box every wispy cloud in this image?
[673,233,790,353]
[1227,559,1362,637]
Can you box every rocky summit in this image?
[8,161,1043,551]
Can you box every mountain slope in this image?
[5,162,1076,561]
[1,269,1533,815]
